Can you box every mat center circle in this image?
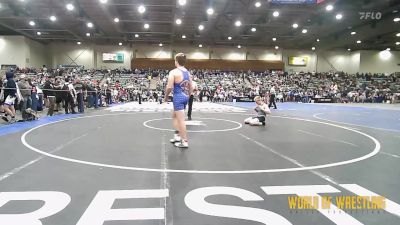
[143,117,242,132]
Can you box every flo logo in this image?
[359,12,382,20]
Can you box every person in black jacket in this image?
[0,77,7,122]
[2,72,18,123]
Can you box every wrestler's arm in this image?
[260,104,271,114]
[164,71,175,101]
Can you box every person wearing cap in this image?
[17,74,32,121]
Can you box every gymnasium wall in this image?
[316,51,361,74]
[1,36,399,74]
[359,50,400,74]
[26,38,51,68]
[0,36,30,68]
[132,58,284,71]
[49,42,94,69]
[0,36,50,69]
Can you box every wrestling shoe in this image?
[1,115,9,123]
[8,117,17,124]
[175,140,189,148]
[170,134,181,143]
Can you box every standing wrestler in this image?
[164,53,193,148]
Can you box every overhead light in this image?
[207,8,214,15]
[351,31,356,35]
[119,42,122,46]
[347,48,351,51]
[159,43,163,47]
[357,40,362,44]
[379,49,392,60]
[49,16,57,22]
[87,22,93,28]
[99,0,108,3]
[396,33,400,37]
[178,0,186,6]
[228,36,232,40]
[66,3,74,11]
[251,27,256,32]
[29,21,35,26]
[311,47,315,50]
[182,35,186,39]
[134,34,139,38]
[275,46,279,49]
[302,29,308,33]
[235,20,242,27]
[255,2,261,7]
[77,41,81,45]
[396,42,400,45]
[394,18,400,22]
[199,44,203,48]
[175,19,182,25]
[273,11,279,17]
[317,39,320,42]
[86,33,90,37]
[326,4,333,11]
[237,45,241,49]
[292,23,298,28]
[144,23,150,29]
[138,5,146,14]
[272,37,277,41]
[198,24,204,30]
[336,14,343,20]
[36,32,41,36]
[114,18,120,23]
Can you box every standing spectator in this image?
[2,72,19,123]
[106,87,112,105]
[17,74,32,120]
[29,79,38,112]
[54,79,63,113]
[86,80,94,108]
[0,75,7,122]
[62,78,76,114]
[42,77,56,116]
[74,79,84,113]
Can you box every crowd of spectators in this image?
[1,66,399,124]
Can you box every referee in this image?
[268,85,277,109]
[187,75,197,121]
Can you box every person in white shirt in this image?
[62,78,76,114]
[268,86,277,109]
